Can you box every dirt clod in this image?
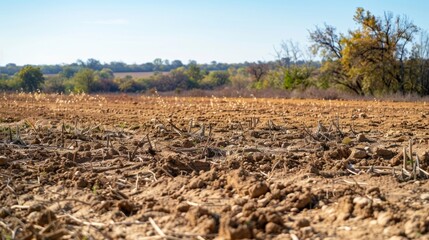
[0,156,8,165]
[295,218,310,228]
[219,217,253,240]
[249,182,269,198]
[176,202,191,212]
[356,133,369,142]
[349,148,368,159]
[265,222,283,234]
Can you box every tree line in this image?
[1,8,428,96]
[0,59,245,76]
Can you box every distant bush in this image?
[115,75,142,92]
[43,76,66,93]
[71,68,95,93]
[199,71,230,89]
[140,69,197,92]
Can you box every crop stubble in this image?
[0,93,429,239]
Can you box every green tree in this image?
[186,63,203,82]
[17,66,45,92]
[228,67,252,89]
[200,71,230,89]
[72,68,95,93]
[86,58,103,70]
[59,66,77,79]
[153,58,164,72]
[115,75,140,92]
[171,60,184,69]
[95,68,118,92]
[274,40,316,90]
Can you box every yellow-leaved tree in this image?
[310,7,418,95]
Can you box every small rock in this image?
[353,196,371,206]
[356,133,369,142]
[266,213,282,225]
[349,149,368,159]
[234,198,248,206]
[248,182,269,198]
[377,212,392,226]
[420,193,429,200]
[295,192,312,210]
[324,146,351,160]
[189,178,205,189]
[295,218,310,228]
[177,202,190,212]
[265,222,282,234]
[374,147,395,159]
[242,202,256,212]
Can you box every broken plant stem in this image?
[409,139,413,172]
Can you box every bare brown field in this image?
[1,93,429,239]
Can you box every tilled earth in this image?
[1,93,429,240]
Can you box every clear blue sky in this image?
[0,0,428,66]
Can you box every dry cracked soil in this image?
[1,93,429,240]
